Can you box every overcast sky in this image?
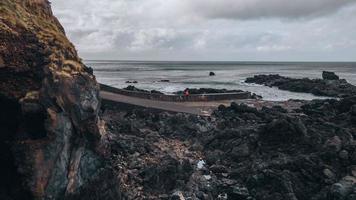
[51,0,356,61]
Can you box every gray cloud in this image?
[181,0,355,20]
[50,0,356,61]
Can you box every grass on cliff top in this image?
[0,0,85,74]
[0,0,65,40]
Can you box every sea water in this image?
[87,61,356,101]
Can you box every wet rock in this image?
[323,71,339,80]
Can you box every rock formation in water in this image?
[0,0,119,199]
[323,71,340,80]
[245,73,356,98]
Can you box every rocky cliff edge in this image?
[0,1,119,199]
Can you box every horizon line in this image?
[83,59,356,63]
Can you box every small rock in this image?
[351,166,356,177]
[125,81,138,84]
[323,169,336,183]
[329,176,356,199]
[325,136,342,152]
[210,165,228,173]
[231,185,250,199]
[217,193,228,200]
[197,124,209,133]
[205,150,224,164]
[339,150,349,160]
[171,191,185,200]
[197,160,206,170]
[231,143,250,159]
[209,72,216,76]
[204,175,212,180]
[324,169,336,179]
[196,191,209,200]
[218,104,226,111]
[322,71,339,80]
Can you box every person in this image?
[184,88,190,99]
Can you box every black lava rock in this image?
[323,71,340,80]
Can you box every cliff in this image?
[0,0,119,199]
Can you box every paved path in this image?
[100,91,231,116]
[101,91,303,116]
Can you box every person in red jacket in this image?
[184,88,190,98]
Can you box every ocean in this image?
[87,61,356,101]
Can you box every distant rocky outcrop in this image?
[323,71,340,80]
[123,85,164,94]
[245,73,356,98]
[0,1,119,199]
[174,88,262,99]
[175,88,244,95]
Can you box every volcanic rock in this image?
[323,71,340,80]
[245,73,356,98]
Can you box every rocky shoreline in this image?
[245,71,356,98]
[100,92,356,199]
[99,72,356,199]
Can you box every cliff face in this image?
[0,0,119,199]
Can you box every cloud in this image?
[50,0,356,61]
[180,0,355,20]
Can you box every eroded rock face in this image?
[0,1,119,199]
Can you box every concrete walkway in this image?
[100,91,232,116]
[100,90,303,116]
